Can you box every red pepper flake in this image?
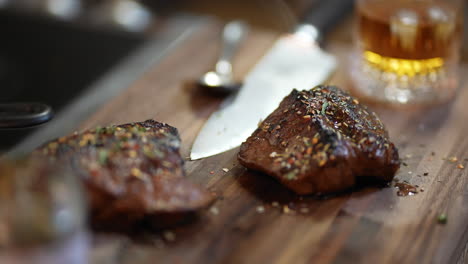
[457,164,465,169]
[90,169,100,177]
[448,156,458,163]
[210,171,215,175]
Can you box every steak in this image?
[238,85,400,195]
[36,119,214,229]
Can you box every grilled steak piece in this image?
[238,85,400,195]
[36,119,214,229]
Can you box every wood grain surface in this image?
[82,21,468,264]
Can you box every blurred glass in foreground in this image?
[349,0,464,106]
[0,159,88,264]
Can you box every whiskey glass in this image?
[0,159,88,264]
[349,0,464,106]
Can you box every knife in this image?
[191,0,354,160]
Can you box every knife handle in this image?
[300,0,355,41]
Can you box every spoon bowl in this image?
[198,20,248,94]
[198,71,242,94]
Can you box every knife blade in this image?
[191,0,354,160]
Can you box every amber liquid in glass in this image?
[351,0,463,104]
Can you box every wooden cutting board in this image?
[85,22,468,264]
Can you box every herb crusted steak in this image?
[238,85,400,195]
[36,119,214,229]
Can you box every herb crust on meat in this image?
[238,85,400,195]
[36,119,214,229]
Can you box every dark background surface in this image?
[0,0,320,151]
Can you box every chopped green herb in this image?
[98,149,109,165]
[117,141,125,149]
[285,171,297,180]
[143,147,155,158]
[107,126,117,133]
[131,126,146,134]
[95,126,104,134]
[153,148,165,159]
[321,101,329,115]
[437,214,447,224]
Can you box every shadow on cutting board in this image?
[236,165,393,216]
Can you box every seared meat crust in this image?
[238,85,400,195]
[36,119,213,228]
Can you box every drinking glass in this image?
[349,0,464,106]
[0,159,88,264]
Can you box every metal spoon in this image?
[0,103,53,129]
[198,20,248,94]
